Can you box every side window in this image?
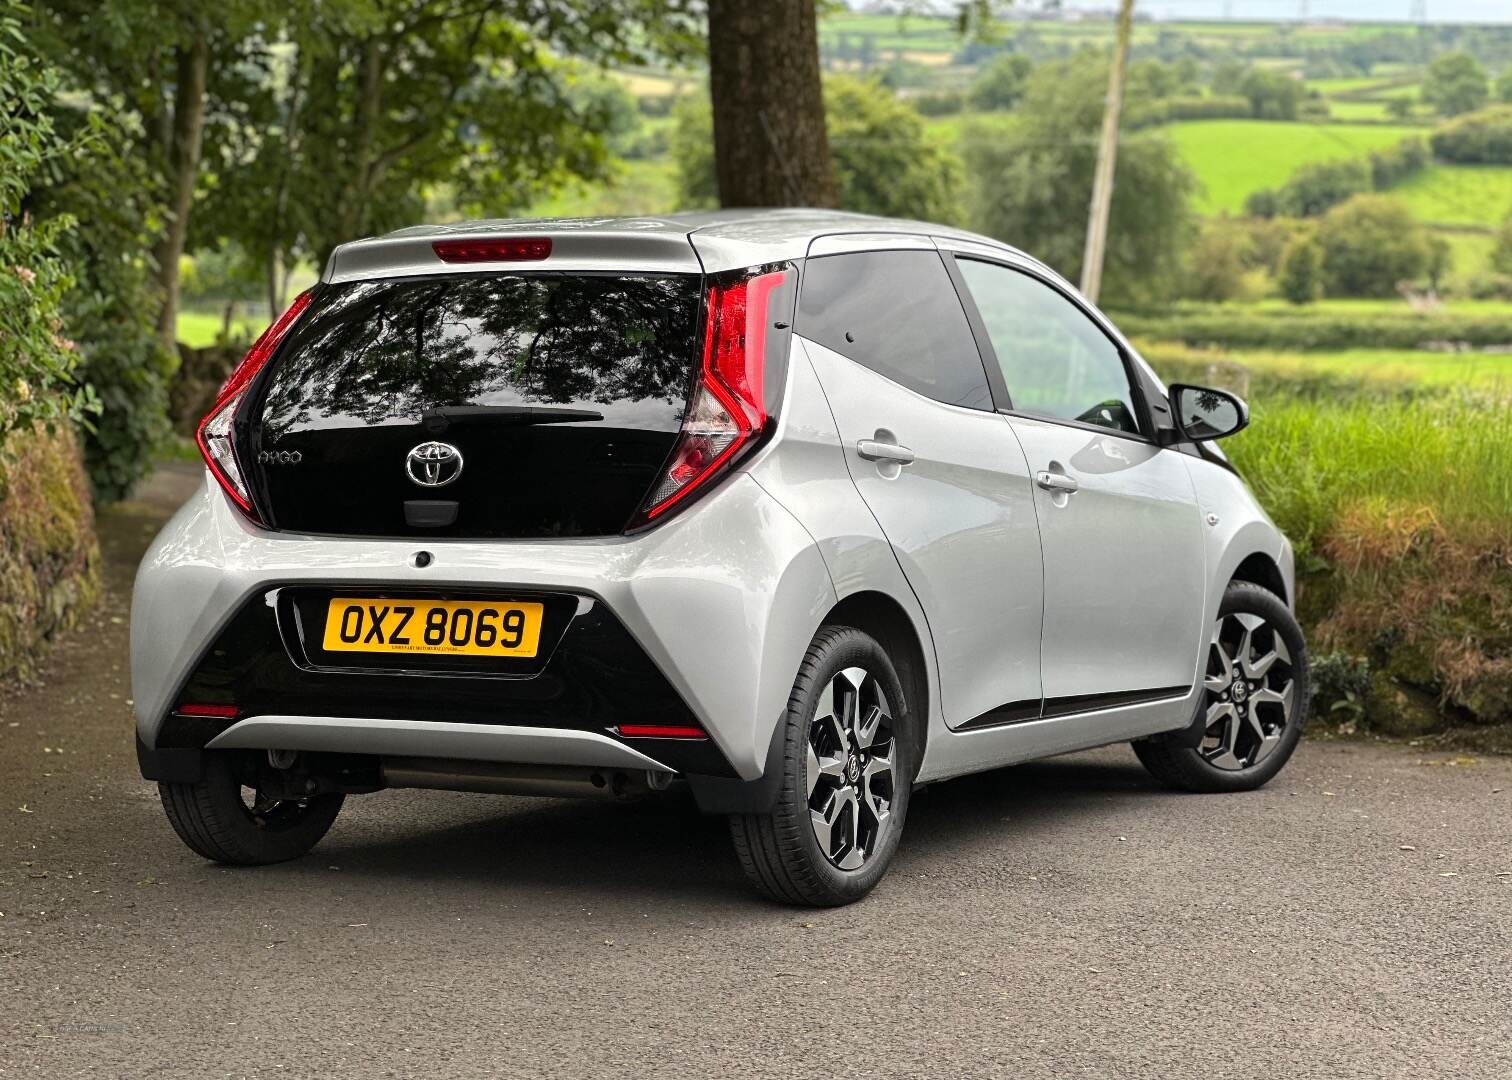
[956,259,1142,436]
[797,250,993,411]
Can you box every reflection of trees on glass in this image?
[1197,390,1223,415]
[261,275,701,440]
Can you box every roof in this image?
[322,209,1030,283]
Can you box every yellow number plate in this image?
[321,598,544,659]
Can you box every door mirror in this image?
[1169,384,1249,442]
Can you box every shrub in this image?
[1315,195,1430,298]
[1128,94,1251,128]
[1244,187,1282,219]
[1277,158,1372,218]
[0,4,97,449]
[1277,234,1324,305]
[1185,218,1251,302]
[913,90,964,117]
[1367,136,1429,189]
[42,100,178,502]
[1429,105,1512,164]
[1492,216,1512,275]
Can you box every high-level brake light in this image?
[432,237,552,263]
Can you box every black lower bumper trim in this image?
[137,737,205,783]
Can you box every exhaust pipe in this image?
[381,758,671,800]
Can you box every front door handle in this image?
[1035,470,1079,494]
[857,439,916,465]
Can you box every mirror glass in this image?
[1173,385,1244,440]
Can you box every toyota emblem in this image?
[405,441,464,488]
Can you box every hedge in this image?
[1429,105,1512,165]
[1111,308,1512,350]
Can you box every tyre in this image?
[158,751,344,865]
[730,626,913,906]
[1134,580,1310,794]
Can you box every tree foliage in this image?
[673,77,963,225]
[1278,233,1323,305]
[38,103,177,500]
[0,1,96,448]
[963,54,1197,305]
[200,0,699,311]
[1185,218,1250,303]
[1238,67,1303,120]
[967,53,1031,111]
[1421,51,1489,117]
[1315,196,1431,298]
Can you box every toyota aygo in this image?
[133,210,1309,906]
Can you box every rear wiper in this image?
[420,405,604,433]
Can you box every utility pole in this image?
[1078,0,1135,304]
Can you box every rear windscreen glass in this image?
[258,273,703,439]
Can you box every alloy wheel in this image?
[806,666,897,870]
[1199,611,1297,771]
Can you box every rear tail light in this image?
[196,290,313,519]
[632,270,787,526]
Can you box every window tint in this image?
[797,250,993,411]
[957,259,1141,435]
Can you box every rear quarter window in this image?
[796,250,993,411]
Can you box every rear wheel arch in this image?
[820,590,929,780]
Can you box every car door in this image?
[796,244,1045,729]
[949,253,1207,710]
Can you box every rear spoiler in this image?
[324,227,705,284]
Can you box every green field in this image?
[175,309,265,348]
[1144,340,1512,390]
[1385,165,1512,228]
[1166,120,1419,214]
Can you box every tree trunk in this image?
[153,34,209,348]
[707,0,838,208]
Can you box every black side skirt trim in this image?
[955,685,1192,732]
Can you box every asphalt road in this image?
[2,466,1509,1080]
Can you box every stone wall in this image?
[0,422,100,683]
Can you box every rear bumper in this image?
[132,470,835,784]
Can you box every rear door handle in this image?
[1035,470,1079,494]
[857,439,915,465]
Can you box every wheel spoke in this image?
[812,786,861,868]
[1206,625,1235,692]
[1243,646,1279,680]
[860,747,893,833]
[1250,681,1292,712]
[1202,702,1243,770]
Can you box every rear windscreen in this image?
[247,272,704,539]
[259,273,703,440]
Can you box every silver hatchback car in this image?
[133,210,1309,906]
